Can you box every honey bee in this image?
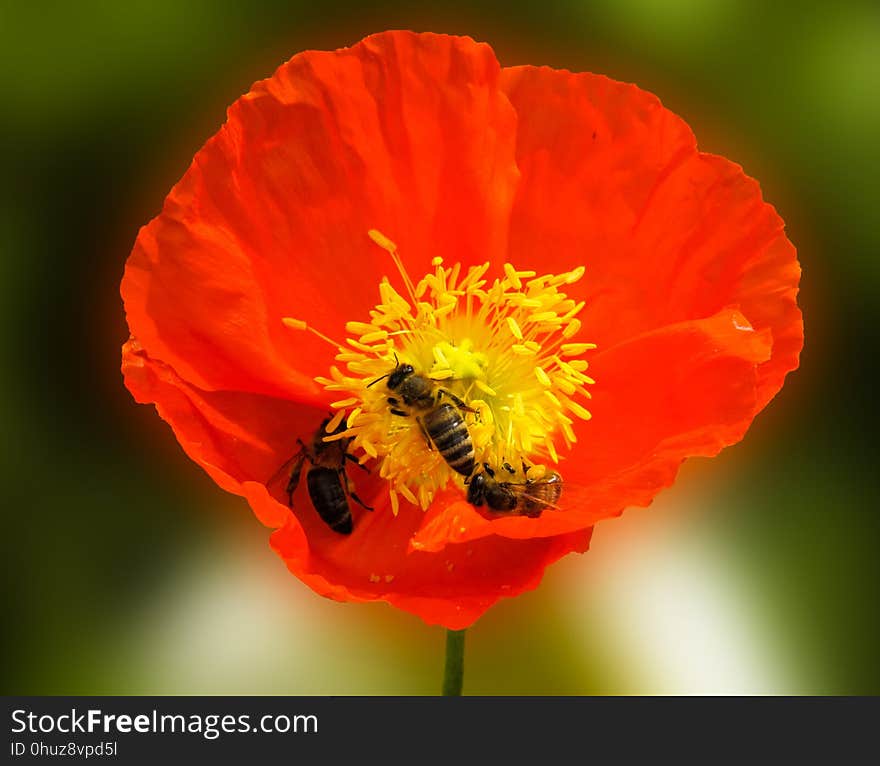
[270,417,373,535]
[368,361,477,477]
[466,462,563,518]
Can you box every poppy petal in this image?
[123,337,310,527]
[125,337,594,628]
[501,64,802,407]
[270,510,592,629]
[122,31,520,399]
[410,307,771,549]
[121,34,803,630]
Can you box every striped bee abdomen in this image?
[423,402,475,476]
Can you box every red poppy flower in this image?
[121,31,802,629]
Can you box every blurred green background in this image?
[2,0,878,695]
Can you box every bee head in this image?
[466,471,487,506]
[385,363,415,391]
[367,352,414,391]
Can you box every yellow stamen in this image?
[369,229,418,305]
[506,316,524,340]
[282,316,345,350]
[292,230,595,513]
[325,408,346,434]
[474,380,497,397]
[562,319,582,339]
[561,342,597,355]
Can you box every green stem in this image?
[442,628,466,696]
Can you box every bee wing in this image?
[266,450,306,497]
[497,477,565,513]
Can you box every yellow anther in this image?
[368,229,396,252]
[562,342,597,355]
[474,379,497,396]
[346,321,375,335]
[362,439,378,458]
[282,317,307,331]
[563,397,592,421]
[325,409,346,433]
[544,391,562,409]
[563,301,586,320]
[503,263,522,290]
[282,316,345,349]
[346,407,362,427]
[506,316,524,340]
[562,318,582,339]
[553,376,576,395]
[360,330,389,344]
[398,484,418,505]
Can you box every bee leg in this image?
[390,408,408,417]
[416,416,434,450]
[350,492,374,512]
[438,389,478,413]
[344,453,370,473]
[340,468,374,511]
[285,453,307,507]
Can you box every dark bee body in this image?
[372,362,476,476]
[386,363,435,409]
[467,464,563,518]
[273,417,372,535]
[466,470,518,511]
[305,467,352,533]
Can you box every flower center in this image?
[285,230,594,515]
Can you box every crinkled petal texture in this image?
[121,31,802,628]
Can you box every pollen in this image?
[284,231,595,513]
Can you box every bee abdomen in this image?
[423,403,474,476]
[306,467,353,534]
